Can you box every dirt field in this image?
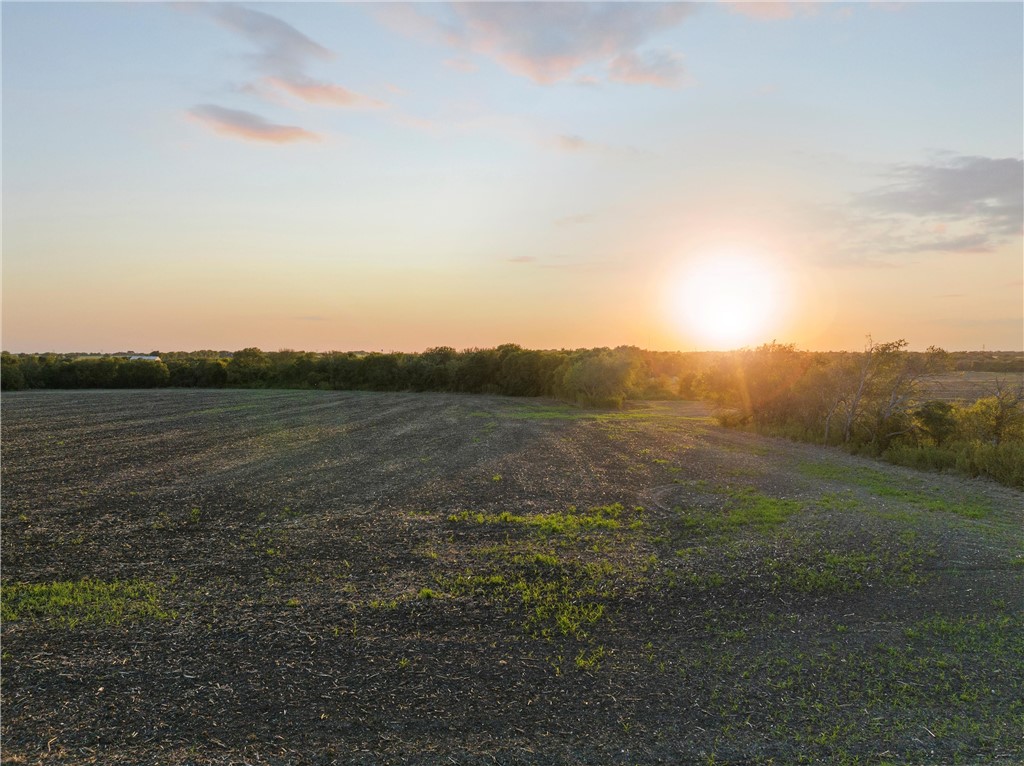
[2,390,1022,765]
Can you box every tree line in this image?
[0,346,695,408]
[699,341,1023,487]
[2,342,1020,486]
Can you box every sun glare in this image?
[670,250,782,349]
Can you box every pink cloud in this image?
[193,5,384,112]
[556,134,589,152]
[381,3,693,86]
[188,104,320,144]
[266,76,385,109]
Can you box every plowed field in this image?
[2,390,1022,765]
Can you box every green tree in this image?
[227,348,271,386]
[1,352,26,391]
[915,400,958,446]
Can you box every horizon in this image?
[5,343,1024,357]
[3,2,1022,354]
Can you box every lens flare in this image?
[670,250,782,348]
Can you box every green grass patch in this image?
[1,578,175,628]
[678,487,802,537]
[798,461,993,519]
[448,503,642,537]
[500,406,587,420]
[768,551,881,594]
[438,568,612,640]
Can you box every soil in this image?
[2,389,1022,765]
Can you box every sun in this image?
[669,249,782,349]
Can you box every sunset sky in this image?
[3,1,1022,353]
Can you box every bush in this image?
[882,444,959,473]
[953,440,1024,488]
[883,441,1024,488]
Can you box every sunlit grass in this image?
[1,578,175,628]
[447,503,642,536]
[798,461,993,519]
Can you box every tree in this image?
[957,382,1024,445]
[558,349,641,408]
[915,400,958,446]
[1,352,26,391]
[227,348,271,386]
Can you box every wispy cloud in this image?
[608,49,688,87]
[381,3,693,86]
[858,155,1023,238]
[889,232,994,255]
[556,134,589,152]
[193,4,384,110]
[201,3,332,73]
[821,154,1023,264]
[506,255,537,264]
[188,104,320,144]
[265,76,385,109]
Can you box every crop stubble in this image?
[2,390,1022,765]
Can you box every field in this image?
[2,390,1022,765]
[918,371,1024,402]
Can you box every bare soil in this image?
[2,390,1022,765]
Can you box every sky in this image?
[2,1,1022,353]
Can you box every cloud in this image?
[188,104,320,144]
[506,255,537,263]
[201,3,332,74]
[556,134,589,152]
[859,155,1023,237]
[608,49,688,87]
[265,76,385,108]
[381,3,693,86]
[819,154,1023,264]
[195,3,384,110]
[890,232,995,255]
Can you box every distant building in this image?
[129,355,162,362]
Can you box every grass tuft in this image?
[1,578,175,628]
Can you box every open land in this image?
[918,371,1024,403]
[2,390,1022,765]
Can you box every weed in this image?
[1,578,175,627]
[678,487,802,537]
[448,503,639,538]
[574,645,606,670]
